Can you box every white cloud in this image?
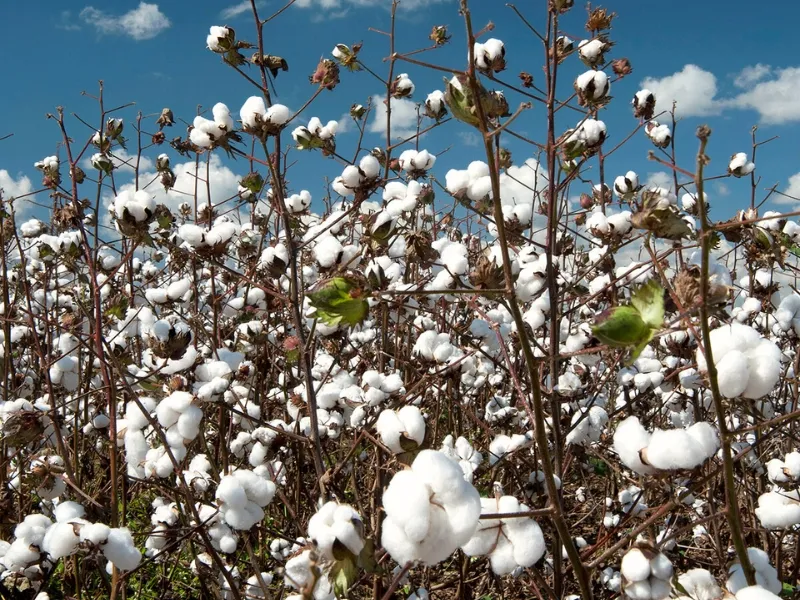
[714,182,730,197]
[56,10,82,31]
[220,1,262,19]
[80,2,170,41]
[645,171,673,190]
[337,113,353,135]
[295,0,450,10]
[112,154,242,215]
[458,131,481,147]
[368,95,420,140]
[726,67,800,124]
[734,64,772,89]
[640,64,720,118]
[776,172,800,205]
[0,170,37,219]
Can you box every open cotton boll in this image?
[729,152,755,177]
[461,496,546,575]
[102,528,142,571]
[307,501,365,559]
[696,323,781,399]
[313,235,343,268]
[81,523,111,545]
[376,406,425,453]
[612,417,655,475]
[755,490,800,529]
[381,449,481,566]
[735,587,782,600]
[726,548,782,595]
[283,549,335,600]
[42,521,83,559]
[643,422,719,470]
[240,96,267,129]
[621,548,651,582]
[677,568,723,600]
[212,103,233,130]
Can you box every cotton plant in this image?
[381,449,481,565]
[620,543,673,600]
[729,152,755,177]
[613,416,719,475]
[695,322,782,399]
[461,495,546,575]
[726,548,782,596]
[375,405,426,454]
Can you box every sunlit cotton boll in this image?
[696,323,782,399]
[381,449,481,566]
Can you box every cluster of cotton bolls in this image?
[695,322,782,399]
[754,450,800,529]
[178,220,240,250]
[488,432,532,465]
[565,405,609,446]
[292,117,338,148]
[376,405,426,453]
[1,504,142,582]
[332,155,381,196]
[240,97,291,135]
[215,467,277,530]
[620,543,673,600]
[586,209,634,239]
[729,152,756,177]
[381,449,481,565]
[413,330,462,364]
[397,149,436,174]
[283,549,334,600]
[613,416,720,474]
[461,495,545,575]
[48,332,81,392]
[617,351,665,392]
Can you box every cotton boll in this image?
[103,528,142,571]
[613,417,655,475]
[755,490,800,529]
[678,568,723,600]
[55,501,85,523]
[81,523,111,545]
[625,579,652,600]
[620,548,651,582]
[42,522,81,559]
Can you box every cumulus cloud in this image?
[111,154,242,215]
[368,95,420,140]
[458,131,481,147]
[734,64,772,89]
[295,0,450,9]
[80,2,171,40]
[640,64,721,118]
[0,170,37,218]
[776,172,800,205]
[220,1,265,19]
[726,67,800,124]
[645,171,673,190]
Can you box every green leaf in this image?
[104,296,129,321]
[307,277,369,328]
[591,280,665,364]
[591,306,651,347]
[331,555,358,599]
[630,279,665,329]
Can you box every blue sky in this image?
[3,0,800,220]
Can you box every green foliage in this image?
[592,279,665,363]
[307,276,369,327]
